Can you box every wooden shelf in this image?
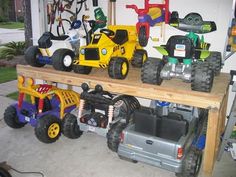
[17,65,229,109]
[17,65,230,176]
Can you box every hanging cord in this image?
[10,167,45,177]
[0,162,45,177]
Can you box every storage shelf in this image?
[17,64,230,177]
[17,65,229,109]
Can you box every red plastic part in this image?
[38,98,44,113]
[18,92,24,108]
[126,0,169,23]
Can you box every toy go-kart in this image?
[126,0,169,47]
[117,102,207,177]
[25,19,82,72]
[3,76,80,143]
[62,83,140,152]
[142,13,222,92]
[73,25,147,79]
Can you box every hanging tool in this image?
[108,0,116,25]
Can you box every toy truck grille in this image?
[85,48,100,60]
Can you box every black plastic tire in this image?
[62,113,82,139]
[171,11,179,19]
[138,26,148,47]
[113,95,140,123]
[4,105,26,129]
[25,46,45,67]
[205,52,222,76]
[0,167,12,177]
[52,49,75,71]
[191,62,214,92]
[131,49,148,68]
[35,115,61,143]
[179,148,203,177]
[73,65,92,74]
[141,57,164,85]
[108,57,129,79]
[107,122,126,152]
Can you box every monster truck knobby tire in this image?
[141,57,164,85]
[4,105,26,129]
[62,113,83,139]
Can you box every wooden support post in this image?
[203,108,220,176]
[220,90,229,133]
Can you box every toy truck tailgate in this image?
[120,125,181,159]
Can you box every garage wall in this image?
[31,0,234,112]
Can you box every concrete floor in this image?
[0,119,235,177]
[0,81,235,177]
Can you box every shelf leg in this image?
[203,108,220,176]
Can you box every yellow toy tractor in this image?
[73,25,147,79]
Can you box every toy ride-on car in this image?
[126,0,169,47]
[62,83,140,152]
[73,25,147,79]
[3,76,80,143]
[117,102,207,177]
[142,13,222,92]
[25,20,82,72]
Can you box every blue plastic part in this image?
[38,55,52,64]
[71,20,82,29]
[155,100,170,107]
[192,134,206,150]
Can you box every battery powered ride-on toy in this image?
[117,102,207,177]
[141,13,221,92]
[126,0,169,47]
[73,25,147,79]
[25,20,82,71]
[3,76,80,143]
[62,83,140,151]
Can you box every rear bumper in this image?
[118,144,183,173]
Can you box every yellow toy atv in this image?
[73,25,147,79]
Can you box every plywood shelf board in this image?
[17,65,230,109]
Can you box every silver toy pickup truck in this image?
[117,104,207,177]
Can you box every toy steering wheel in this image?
[100,29,115,37]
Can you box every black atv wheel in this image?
[177,148,202,177]
[73,65,92,74]
[25,46,45,67]
[62,113,83,139]
[141,57,164,85]
[131,49,148,68]
[205,52,222,76]
[0,167,12,177]
[4,105,26,129]
[171,11,179,19]
[107,122,126,152]
[138,26,148,47]
[191,62,214,92]
[52,49,75,72]
[108,57,129,79]
[35,115,61,143]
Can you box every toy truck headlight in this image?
[80,49,85,55]
[101,48,107,55]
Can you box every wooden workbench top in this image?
[17,65,230,109]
